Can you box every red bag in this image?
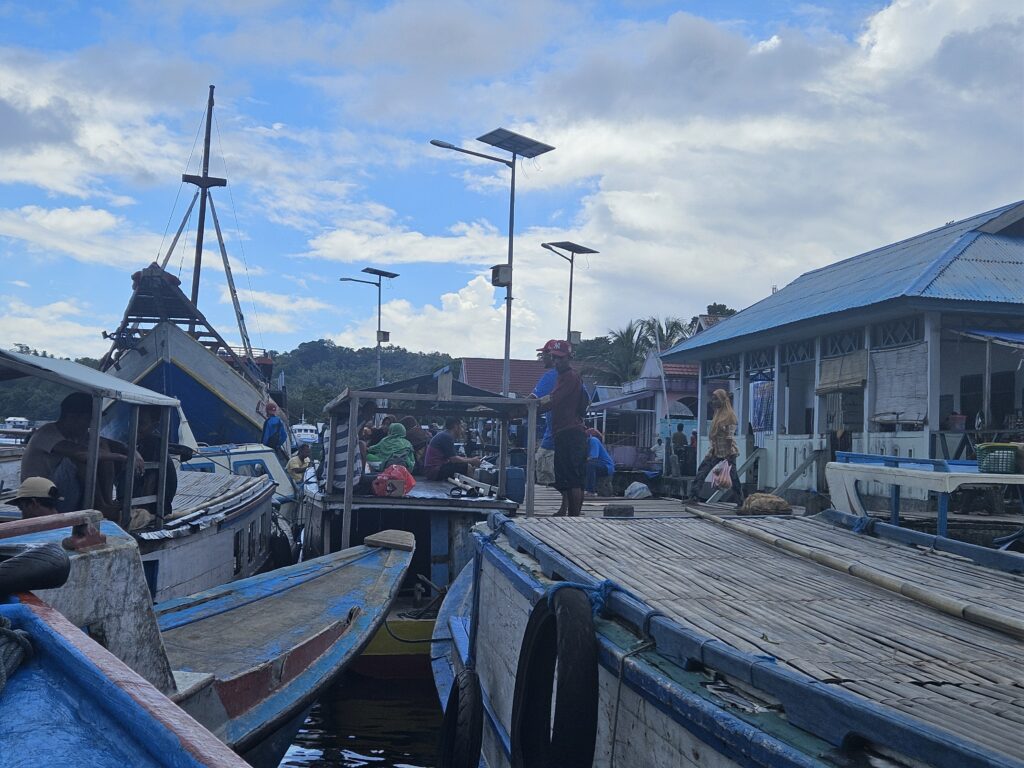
[373,464,416,497]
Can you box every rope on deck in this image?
[0,616,32,695]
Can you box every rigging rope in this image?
[0,615,33,696]
[159,107,207,266]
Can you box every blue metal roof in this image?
[664,201,1024,359]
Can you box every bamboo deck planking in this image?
[512,515,1024,762]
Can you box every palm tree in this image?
[603,321,647,385]
[639,316,690,355]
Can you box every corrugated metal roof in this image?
[459,357,548,398]
[0,349,179,406]
[664,201,1024,359]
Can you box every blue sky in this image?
[0,0,1021,360]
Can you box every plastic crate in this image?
[976,443,1018,474]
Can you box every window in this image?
[248,522,256,562]
[233,460,269,477]
[233,531,243,575]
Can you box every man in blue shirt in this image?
[530,341,559,485]
[261,402,289,460]
[585,428,615,496]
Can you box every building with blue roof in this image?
[662,200,1024,503]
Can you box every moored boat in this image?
[433,511,1024,768]
[0,542,248,768]
[2,510,415,767]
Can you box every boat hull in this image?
[0,594,246,768]
[156,532,416,766]
[109,322,265,446]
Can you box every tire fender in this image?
[510,587,599,768]
[437,667,484,768]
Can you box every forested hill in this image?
[272,340,456,420]
[0,340,456,423]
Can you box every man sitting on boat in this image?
[9,476,62,518]
[286,443,312,483]
[21,392,140,513]
[423,417,481,481]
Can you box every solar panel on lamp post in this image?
[541,241,599,343]
[340,267,399,385]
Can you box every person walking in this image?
[537,340,588,517]
[689,389,744,503]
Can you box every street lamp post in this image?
[340,267,400,385]
[432,129,553,500]
[430,129,554,397]
[541,241,599,342]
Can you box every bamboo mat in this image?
[513,516,1024,761]
[529,484,700,518]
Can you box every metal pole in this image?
[566,253,574,341]
[503,153,517,398]
[376,276,383,385]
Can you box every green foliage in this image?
[274,340,457,419]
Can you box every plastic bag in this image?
[624,481,652,500]
[373,464,416,497]
[710,459,732,490]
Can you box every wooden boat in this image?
[99,86,285,447]
[0,544,248,768]
[3,511,414,767]
[0,349,276,602]
[433,511,1024,768]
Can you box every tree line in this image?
[0,303,734,422]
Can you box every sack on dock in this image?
[739,493,791,516]
[372,464,416,497]
[624,481,652,500]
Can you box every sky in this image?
[0,0,1021,362]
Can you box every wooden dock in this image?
[511,512,1024,763]
[525,483,784,519]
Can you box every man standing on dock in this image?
[529,341,560,487]
[537,340,589,517]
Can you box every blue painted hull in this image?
[137,360,261,446]
[155,537,415,766]
[0,597,246,768]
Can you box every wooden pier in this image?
[510,512,1024,763]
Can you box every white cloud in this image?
[0,296,109,358]
[8,280,29,288]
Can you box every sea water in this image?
[278,671,441,768]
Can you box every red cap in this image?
[536,339,573,357]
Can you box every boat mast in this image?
[181,85,254,360]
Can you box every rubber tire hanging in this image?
[510,587,599,768]
[437,667,484,768]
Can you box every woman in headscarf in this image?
[688,389,744,503]
[365,421,415,472]
[399,415,431,473]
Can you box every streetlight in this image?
[340,267,400,385]
[430,129,554,398]
[541,241,599,343]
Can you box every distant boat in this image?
[99,85,287,448]
[0,543,250,768]
[2,512,414,768]
[291,419,320,445]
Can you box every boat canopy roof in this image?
[0,349,179,407]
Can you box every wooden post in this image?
[772,345,782,489]
[812,337,822,435]
[525,400,537,516]
[156,406,171,527]
[120,405,139,527]
[983,339,992,428]
[924,312,941,455]
[343,396,359,551]
[863,324,873,450]
[82,396,102,512]
[737,352,748,465]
